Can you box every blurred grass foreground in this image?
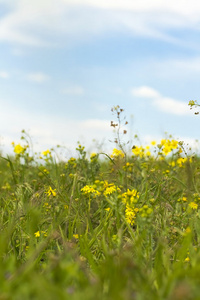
[1,106,200,299]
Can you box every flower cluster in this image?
[81,185,100,197]
[139,205,153,218]
[111,148,125,158]
[131,138,182,158]
[103,181,120,196]
[34,230,47,238]
[65,157,77,171]
[122,189,139,205]
[159,139,179,156]
[132,146,151,158]
[125,205,137,225]
[12,142,27,155]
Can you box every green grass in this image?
[1,125,200,299]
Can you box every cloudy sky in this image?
[0,0,200,156]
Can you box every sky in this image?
[0,0,200,158]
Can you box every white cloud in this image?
[131,86,193,116]
[27,72,50,83]
[0,71,9,79]
[0,0,200,47]
[153,97,191,115]
[61,86,84,96]
[131,86,160,98]
[168,57,200,73]
[82,119,110,130]
[118,1,199,15]
[64,0,200,15]
[0,97,113,156]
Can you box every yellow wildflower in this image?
[105,207,110,212]
[188,100,196,107]
[170,140,178,149]
[111,148,125,158]
[169,161,176,167]
[185,227,191,234]
[146,150,151,156]
[160,139,166,146]
[104,185,117,196]
[162,145,171,155]
[73,234,79,239]
[189,202,198,210]
[14,144,24,154]
[46,186,57,197]
[41,231,48,237]
[90,153,97,159]
[34,231,40,238]
[185,256,190,262]
[81,185,100,196]
[132,146,141,156]
[125,205,136,225]
[42,149,50,156]
[122,188,139,204]
[177,157,186,167]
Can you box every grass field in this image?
[1,106,200,299]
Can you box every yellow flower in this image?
[162,145,171,155]
[81,185,100,196]
[122,188,139,204]
[41,231,48,237]
[112,235,117,241]
[111,148,125,158]
[73,234,79,239]
[189,202,198,210]
[170,140,178,149]
[14,144,24,154]
[185,256,190,262]
[146,150,151,156]
[105,207,110,212]
[160,139,166,146]
[34,231,40,238]
[46,186,57,197]
[125,205,136,225]
[151,141,156,146]
[104,185,117,196]
[185,227,191,234]
[188,100,196,107]
[90,153,97,159]
[42,149,50,156]
[177,157,186,167]
[132,146,141,156]
[169,161,176,167]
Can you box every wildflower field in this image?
[1,106,200,299]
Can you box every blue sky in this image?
[0,0,200,156]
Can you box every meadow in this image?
[1,105,200,299]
